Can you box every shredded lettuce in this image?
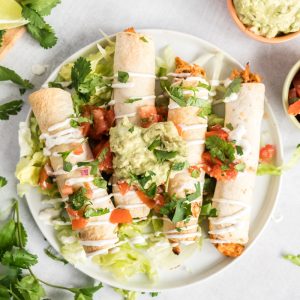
[18,122,33,157]
[156,45,175,75]
[93,243,156,280]
[113,288,138,300]
[15,152,47,196]
[55,225,86,264]
[257,145,300,175]
[208,114,224,128]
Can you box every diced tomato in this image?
[136,190,156,208]
[72,217,88,230]
[109,208,133,224]
[84,183,93,199]
[93,140,113,172]
[259,144,276,163]
[117,181,131,195]
[289,88,298,100]
[206,125,228,140]
[61,184,73,196]
[201,152,238,181]
[38,167,53,190]
[80,106,115,139]
[66,207,82,217]
[105,109,115,129]
[138,106,161,128]
[72,144,84,155]
[175,124,183,136]
[288,100,300,115]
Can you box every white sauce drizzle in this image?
[166,232,201,239]
[80,238,119,247]
[179,124,208,131]
[117,203,147,209]
[64,176,94,186]
[48,118,74,132]
[114,72,156,79]
[224,92,238,103]
[111,82,135,89]
[186,139,205,146]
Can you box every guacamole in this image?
[234,0,300,38]
[110,118,187,187]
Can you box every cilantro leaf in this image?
[44,245,68,264]
[124,97,142,103]
[130,172,157,198]
[150,292,159,297]
[161,183,201,223]
[21,0,61,16]
[63,160,73,172]
[22,6,46,28]
[224,77,242,98]
[205,135,235,164]
[0,66,33,90]
[200,203,217,217]
[140,36,148,43]
[236,145,243,156]
[172,161,187,171]
[0,100,23,120]
[83,207,109,218]
[0,266,21,289]
[58,150,72,161]
[118,71,129,83]
[226,123,234,130]
[68,187,89,210]
[15,222,28,248]
[283,254,300,266]
[0,30,5,47]
[1,248,38,268]
[148,139,162,151]
[0,176,7,188]
[166,86,186,107]
[0,219,16,252]
[26,22,57,49]
[71,57,91,94]
[48,81,64,88]
[153,149,178,162]
[16,275,45,300]
[70,283,103,300]
[93,177,107,189]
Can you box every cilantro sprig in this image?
[20,0,60,49]
[130,172,157,198]
[224,77,242,98]
[0,30,5,47]
[0,200,102,299]
[160,183,201,223]
[0,66,33,92]
[0,100,23,120]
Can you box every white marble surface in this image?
[1,0,300,299]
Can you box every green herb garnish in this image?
[93,177,107,189]
[140,36,148,43]
[0,30,5,47]
[0,176,7,188]
[224,77,242,98]
[0,100,23,120]
[0,66,33,91]
[148,139,162,151]
[153,149,178,163]
[83,207,109,218]
[283,254,300,266]
[226,123,234,130]
[172,161,187,171]
[118,71,129,83]
[68,187,89,210]
[236,145,243,156]
[44,245,68,264]
[124,97,142,103]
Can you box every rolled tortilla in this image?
[29,88,118,255]
[209,83,265,257]
[113,30,156,125]
[111,30,155,219]
[163,61,209,253]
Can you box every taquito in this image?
[209,69,265,257]
[29,88,118,256]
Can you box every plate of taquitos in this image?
[17,28,283,291]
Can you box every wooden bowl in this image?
[282,60,300,130]
[227,0,300,44]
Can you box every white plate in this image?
[25,29,283,291]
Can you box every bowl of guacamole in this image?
[227,0,300,43]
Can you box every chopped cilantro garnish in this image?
[124,97,142,103]
[83,207,109,218]
[68,187,89,210]
[0,176,7,188]
[191,169,200,178]
[224,77,242,98]
[140,36,148,43]
[148,139,162,151]
[153,149,178,163]
[236,145,244,156]
[172,161,187,171]
[0,100,23,120]
[77,160,99,175]
[226,123,234,130]
[160,183,201,223]
[93,177,107,189]
[118,71,129,83]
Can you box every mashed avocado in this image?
[110,118,186,187]
[234,0,300,38]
